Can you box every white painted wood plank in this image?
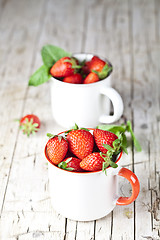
[131,0,160,239]
[0,211,66,240]
[0,0,45,210]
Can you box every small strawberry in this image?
[93,129,118,154]
[67,129,94,159]
[46,134,68,165]
[58,157,83,172]
[50,57,80,78]
[88,56,106,72]
[83,72,99,84]
[19,114,40,136]
[88,56,113,80]
[63,73,83,84]
[81,61,90,75]
[80,152,104,171]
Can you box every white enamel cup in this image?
[50,53,124,128]
[45,132,140,222]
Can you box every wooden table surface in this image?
[0,0,160,239]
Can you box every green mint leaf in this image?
[121,146,128,155]
[29,65,51,86]
[41,45,71,68]
[127,121,142,152]
[97,125,126,135]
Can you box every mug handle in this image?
[116,168,140,205]
[99,87,124,123]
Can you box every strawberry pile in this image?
[46,126,125,173]
[49,55,112,84]
[29,45,113,86]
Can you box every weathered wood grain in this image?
[131,0,160,239]
[0,0,160,239]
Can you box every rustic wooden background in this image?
[0,0,160,239]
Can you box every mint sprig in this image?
[29,65,51,86]
[41,45,71,68]
[29,45,71,86]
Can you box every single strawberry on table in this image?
[58,157,83,172]
[67,129,94,159]
[19,114,40,136]
[63,73,83,84]
[50,56,80,78]
[46,134,68,165]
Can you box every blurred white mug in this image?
[51,53,123,128]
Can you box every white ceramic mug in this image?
[45,143,140,222]
[50,53,124,128]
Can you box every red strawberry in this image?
[19,114,40,136]
[58,157,83,172]
[93,129,118,154]
[67,129,94,159]
[80,152,104,171]
[46,135,68,165]
[83,72,99,84]
[87,56,112,80]
[88,56,106,72]
[63,73,83,84]
[50,57,80,78]
[81,61,90,74]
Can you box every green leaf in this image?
[121,146,128,155]
[41,45,71,68]
[58,161,74,171]
[109,160,118,168]
[97,66,113,80]
[58,136,63,142]
[65,157,73,164]
[47,133,55,138]
[97,124,126,135]
[29,65,51,86]
[126,121,142,152]
[58,161,67,169]
[103,144,113,151]
[65,167,74,171]
[80,128,90,131]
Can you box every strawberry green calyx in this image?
[58,157,74,171]
[64,58,81,70]
[100,133,127,174]
[92,64,113,80]
[47,133,64,142]
[65,123,90,136]
[20,118,39,137]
